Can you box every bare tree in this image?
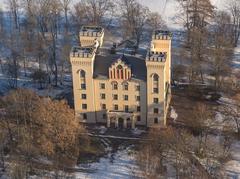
[119,0,149,47]
[0,7,4,40]
[60,0,72,32]
[48,0,62,86]
[8,0,20,30]
[59,32,71,86]
[73,0,115,25]
[176,0,214,84]
[209,11,232,91]
[228,0,240,47]
[222,94,240,137]
[147,12,166,31]
[177,0,214,45]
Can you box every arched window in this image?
[152,74,159,93]
[153,74,159,82]
[78,70,86,89]
[80,70,86,78]
[117,65,123,79]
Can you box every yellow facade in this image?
[70,27,172,128]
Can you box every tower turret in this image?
[146,30,172,127]
[70,46,97,123]
[79,26,104,47]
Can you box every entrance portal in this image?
[118,118,124,128]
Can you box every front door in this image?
[118,118,124,129]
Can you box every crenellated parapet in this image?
[146,51,167,62]
[152,30,172,40]
[70,46,95,58]
[79,26,105,47]
[80,26,104,37]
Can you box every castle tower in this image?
[79,26,104,47]
[70,46,97,123]
[146,30,172,127]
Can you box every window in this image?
[136,96,140,101]
[123,84,128,90]
[153,88,159,93]
[153,98,159,104]
[154,108,159,114]
[113,94,118,100]
[136,85,140,91]
[124,95,128,101]
[124,105,129,112]
[137,115,141,121]
[153,74,159,82]
[137,106,141,112]
[101,104,106,110]
[82,104,87,110]
[117,65,124,79]
[81,84,86,90]
[100,83,105,89]
[80,70,86,78]
[152,74,159,93]
[103,114,107,119]
[112,83,118,90]
[100,93,106,99]
[81,94,87,99]
[154,118,158,124]
[79,70,86,89]
[114,105,118,111]
[83,113,87,120]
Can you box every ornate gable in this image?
[109,55,132,80]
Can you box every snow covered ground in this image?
[75,147,143,179]
[213,96,240,179]
[225,141,240,179]
[232,40,240,74]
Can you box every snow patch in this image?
[170,107,178,121]
[131,128,145,136]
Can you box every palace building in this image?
[70,26,172,128]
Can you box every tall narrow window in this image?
[112,82,118,90]
[79,70,86,90]
[124,105,129,112]
[152,74,159,93]
[83,113,87,120]
[117,65,123,79]
[114,105,118,111]
[101,104,106,110]
[123,83,128,90]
